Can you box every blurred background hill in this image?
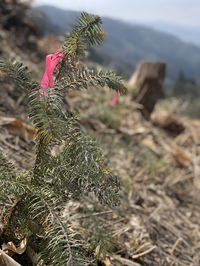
[144,21,200,46]
[35,5,200,82]
[31,2,200,118]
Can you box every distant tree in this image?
[178,70,186,83]
[169,70,199,97]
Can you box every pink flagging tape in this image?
[110,91,120,106]
[40,51,64,97]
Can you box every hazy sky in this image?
[34,0,200,26]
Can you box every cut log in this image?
[151,112,185,135]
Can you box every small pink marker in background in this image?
[110,91,120,106]
[40,51,64,97]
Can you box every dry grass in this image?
[1,78,200,265]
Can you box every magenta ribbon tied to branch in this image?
[40,51,64,97]
[40,50,120,106]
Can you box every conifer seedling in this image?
[0,12,127,265]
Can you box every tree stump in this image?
[128,61,166,119]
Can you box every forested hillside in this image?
[37,5,200,81]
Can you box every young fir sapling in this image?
[0,12,127,265]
